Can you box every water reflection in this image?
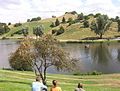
[0,40,120,73]
[91,43,112,65]
[118,49,120,61]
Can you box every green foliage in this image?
[77,13,84,20]
[8,22,11,25]
[84,15,89,20]
[56,26,65,35]
[0,23,10,35]
[55,18,60,26]
[116,17,120,32]
[90,15,112,38]
[52,29,57,34]
[9,35,77,84]
[83,20,89,28]
[94,13,101,18]
[30,17,41,22]
[9,39,33,71]
[13,27,29,36]
[67,17,73,23]
[65,11,77,15]
[33,25,44,36]
[50,22,55,27]
[14,23,22,27]
[88,13,94,16]
[73,71,102,76]
[27,19,30,22]
[62,17,66,23]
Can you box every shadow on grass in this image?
[0,80,31,85]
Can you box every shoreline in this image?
[0,36,120,43]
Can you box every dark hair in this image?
[36,76,40,81]
[78,83,83,88]
[52,80,57,86]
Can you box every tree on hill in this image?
[33,25,44,37]
[14,23,22,27]
[94,13,101,18]
[0,23,10,35]
[9,34,77,85]
[117,19,120,32]
[50,22,55,27]
[8,22,11,25]
[62,17,66,23]
[83,20,89,28]
[27,19,30,22]
[56,26,65,35]
[22,27,29,37]
[55,18,60,26]
[30,17,41,22]
[77,13,84,20]
[90,15,112,39]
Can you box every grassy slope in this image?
[2,14,120,40]
[0,70,120,91]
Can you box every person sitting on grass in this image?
[50,80,62,91]
[32,76,47,91]
[74,83,85,91]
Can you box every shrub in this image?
[50,22,55,27]
[55,19,60,26]
[52,29,57,34]
[14,23,22,27]
[56,26,65,35]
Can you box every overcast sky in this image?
[0,0,120,23]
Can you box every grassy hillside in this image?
[1,13,120,40]
[0,70,120,91]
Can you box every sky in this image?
[0,0,120,23]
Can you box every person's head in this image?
[52,80,58,86]
[78,83,83,88]
[36,76,41,82]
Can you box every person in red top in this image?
[50,80,62,91]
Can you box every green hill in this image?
[1,13,120,40]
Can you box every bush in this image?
[30,17,41,22]
[14,23,22,27]
[56,26,65,35]
[55,19,60,26]
[50,22,55,27]
[52,29,57,34]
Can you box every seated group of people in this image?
[32,76,85,91]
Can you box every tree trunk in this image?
[100,33,102,39]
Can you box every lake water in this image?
[0,39,120,74]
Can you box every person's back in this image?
[50,80,62,91]
[32,76,47,91]
[75,88,85,91]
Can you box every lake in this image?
[0,39,120,74]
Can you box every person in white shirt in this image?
[32,76,47,91]
[74,83,85,91]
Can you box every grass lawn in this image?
[0,70,120,91]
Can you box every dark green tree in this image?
[77,13,84,20]
[117,19,120,32]
[27,19,30,22]
[90,15,112,38]
[56,26,65,35]
[62,17,66,23]
[55,18,60,26]
[33,25,44,37]
[83,20,89,28]
[50,22,55,27]
[94,13,101,18]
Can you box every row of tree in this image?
[50,13,120,38]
